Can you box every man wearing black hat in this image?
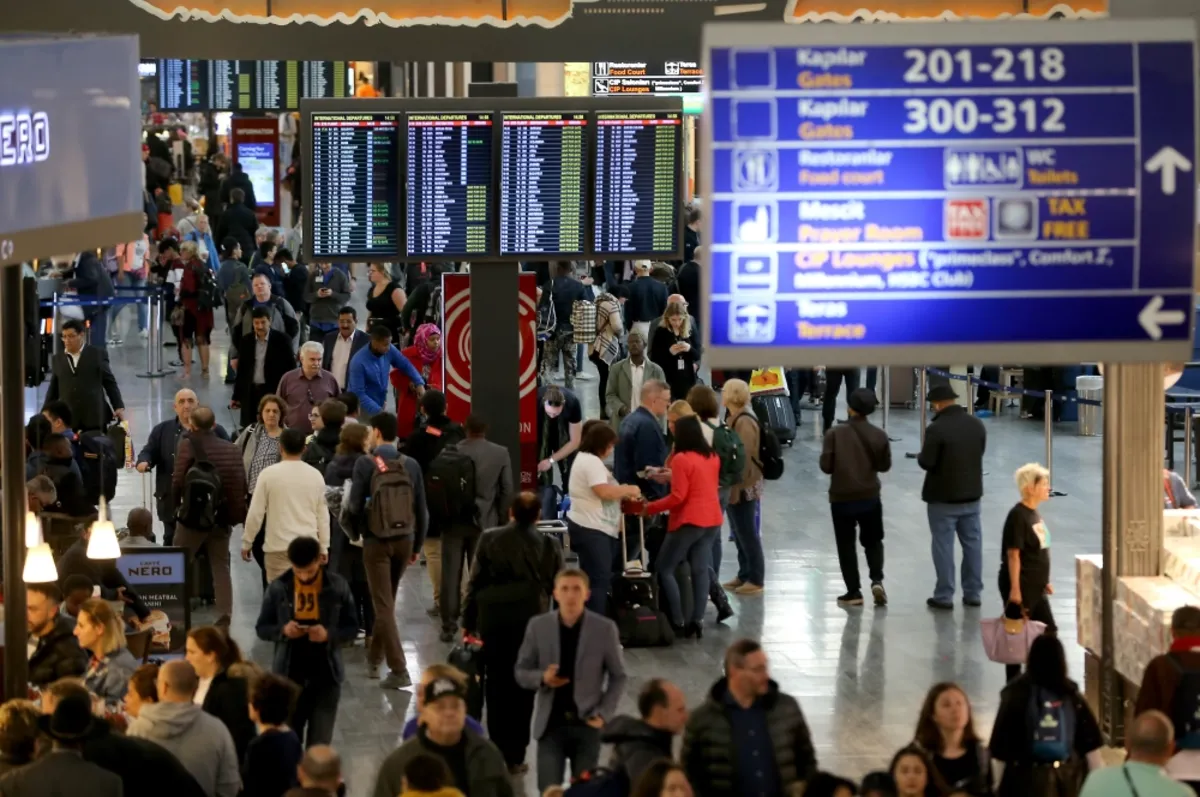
[373,673,512,797]
[917,383,987,610]
[819,387,892,606]
[0,692,123,797]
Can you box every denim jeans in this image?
[109,272,148,333]
[727,498,763,585]
[711,488,730,579]
[537,723,601,792]
[293,680,340,747]
[655,524,717,625]
[567,519,621,616]
[927,501,984,602]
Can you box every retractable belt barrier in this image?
[38,285,174,379]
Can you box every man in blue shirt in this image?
[346,325,426,416]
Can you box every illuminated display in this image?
[156,59,208,111]
[593,110,682,257]
[406,111,495,259]
[0,112,50,167]
[309,113,400,258]
[500,111,588,256]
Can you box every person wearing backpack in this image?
[1135,605,1200,791]
[177,239,217,379]
[170,406,249,627]
[819,388,892,608]
[721,379,765,597]
[345,411,429,690]
[989,635,1103,797]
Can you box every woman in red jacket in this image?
[644,415,723,639]
[392,322,443,438]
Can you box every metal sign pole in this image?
[137,288,172,379]
[881,365,899,442]
[906,368,927,459]
[1045,390,1067,497]
[1186,407,1194,489]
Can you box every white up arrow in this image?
[1139,295,1186,341]
[1145,146,1193,196]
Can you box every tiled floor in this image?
[68,286,1111,796]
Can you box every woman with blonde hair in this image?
[649,301,700,401]
[722,378,764,595]
[999,462,1055,681]
[75,597,138,705]
[236,393,288,589]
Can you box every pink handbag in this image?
[980,614,1046,665]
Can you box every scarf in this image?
[413,323,441,364]
[1170,637,1200,653]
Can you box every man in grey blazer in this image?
[605,331,666,427]
[516,568,627,792]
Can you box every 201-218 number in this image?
[903,47,1066,83]
[902,97,1067,135]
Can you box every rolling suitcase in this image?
[611,516,674,648]
[752,394,796,446]
[889,367,918,408]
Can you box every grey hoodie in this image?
[127,701,241,797]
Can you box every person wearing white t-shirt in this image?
[566,422,642,616]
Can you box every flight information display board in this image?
[593,110,682,257]
[406,111,495,259]
[157,59,207,111]
[209,60,256,111]
[257,61,351,111]
[309,113,401,259]
[703,21,1199,367]
[499,112,588,256]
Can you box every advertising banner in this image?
[442,273,539,487]
[231,117,281,227]
[117,547,191,659]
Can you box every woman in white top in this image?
[566,421,641,615]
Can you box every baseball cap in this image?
[424,677,467,706]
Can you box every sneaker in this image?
[837,591,864,606]
[722,578,744,590]
[140,329,149,340]
[380,671,413,690]
[575,372,595,381]
[926,597,954,611]
[366,661,381,679]
[872,583,888,606]
[963,597,982,607]
[734,583,764,596]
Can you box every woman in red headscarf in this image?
[392,323,444,438]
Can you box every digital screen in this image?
[406,111,495,259]
[209,60,257,111]
[310,113,401,259]
[257,61,351,111]
[236,142,276,208]
[156,59,207,112]
[500,112,588,256]
[593,110,682,257]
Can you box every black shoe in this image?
[871,582,888,606]
[439,630,455,643]
[685,622,703,640]
[963,597,982,607]
[837,591,864,606]
[670,623,688,639]
[710,582,735,623]
[716,603,734,623]
[927,597,954,610]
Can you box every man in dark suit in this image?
[232,307,294,429]
[136,388,231,545]
[215,187,258,264]
[65,250,115,349]
[0,692,123,797]
[43,319,124,434]
[322,307,369,390]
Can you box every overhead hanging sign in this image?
[592,61,703,96]
[702,19,1198,368]
[0,35,142,266]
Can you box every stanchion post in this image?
[1186,407,1194,489]
[906,368,928,459]
[137,287,172,379]
[1045,389,1067,497]
[881,365,899,442]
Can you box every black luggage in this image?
[448,637,484,720]
[610,516,673,648]
[752,394,796,446]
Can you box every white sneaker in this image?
[367,661,381,679]
[575,372,595,381]
[140,329,149,340]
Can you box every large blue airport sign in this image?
[0,35,143,266]
[701,21,1199,367]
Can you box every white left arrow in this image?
[1139,295,1186,341]
[1145,146,1193,196]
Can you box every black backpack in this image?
[192,262,219,312]
[76,433,118,504]
[302,437,335,476]
[736,413,785,481]
[175,434,226,531]
[425,441,478,527]
[1169,653,1200,749]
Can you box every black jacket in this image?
[43,346,124,433]
[682,678,817,797]
[28,615,87,687]
[203,667,257,765]
[67,252,115,299]
[26,451,93,517]
[256,567,360,683]
[321,330,369,373]
[233,329,295,405]
[219,171,258,211]
[603,716,675,786]
[0,749,121,797]
[403,416,465,473]
[462,520,563,635]
[819,417,892,503]
[57,538,151,621]
[284,264,309,314]
[82,718,208,797]
[677,261,700,326]
[917,405,987,504]
[303,425,343,475]
[625,276,669,325]
[215,202,259,262]
[137,418,231,520]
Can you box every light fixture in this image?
[23,543,57,583]
[86,499,121,560]
[25,511,42,549]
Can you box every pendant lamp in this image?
[86,498,121,560]
[23,543,57,583]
